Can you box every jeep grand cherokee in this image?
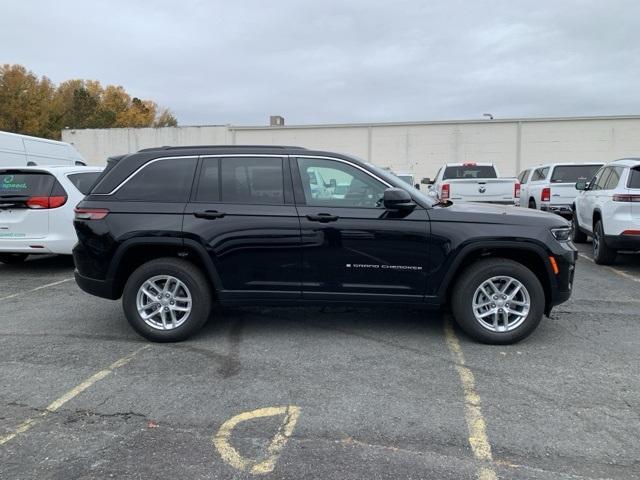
[73,146,577,344]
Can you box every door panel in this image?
[292,156,430,301]
[183,155,301,298]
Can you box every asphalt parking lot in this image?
[0,244,639,480]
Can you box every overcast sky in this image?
[2,0,639,126]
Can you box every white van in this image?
[0,131,86,167]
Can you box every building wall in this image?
[63,116,640,180]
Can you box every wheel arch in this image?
[438,241,554,315]
[107,237,222,299]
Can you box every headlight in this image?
[551,227,571,241]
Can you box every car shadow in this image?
[0,254,75,273]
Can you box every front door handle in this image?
[194,210,225,220]
[306,213,339,223]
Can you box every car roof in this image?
[609,158,640,167]
[0,165,103,174]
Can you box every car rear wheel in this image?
[122,257,212,342]
[451,258,545,344]
[571,213,587,243]
[593,220,616,265]
[0,253,29,264]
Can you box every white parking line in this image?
[0,345,149,446]
[0,277,74,301]
[578,253,640,283]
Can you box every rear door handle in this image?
[306,213,339,223]
[194,210,225,220]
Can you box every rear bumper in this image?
[604,234,640,251]
[0,236,75,255]
[540,203,573,217]
[74,270,119,300]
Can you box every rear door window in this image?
[67,172,101,195]
[220,157,284,204]
[442,165,497,179]
[531,168,549,182]
[115,158,197,202]
[550,165,602,184]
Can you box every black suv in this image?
[73,146,576,344]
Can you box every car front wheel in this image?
[451,258,545,344]
[122,257,212,342]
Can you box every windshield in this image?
[550,165,602,183]
[443,165,497,179]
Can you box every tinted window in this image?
[550,165,602,184]
[628,167,640,189]
[116,158,197,202]
[195,157,220,202]
[67,172,101,195]
[221,157,284,204]
[591,167,610,190]
[297,158,386,208]
[518,170,530,184]
[0,171,55,196]
[603,167,623,190]
[442,165,497,180]
[531,167,549,181]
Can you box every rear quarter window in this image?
[115,158,198,202]
[628,167,640,189]
[67,172,102,195]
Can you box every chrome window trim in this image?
[294,155,392,188]
[94,154,289,196]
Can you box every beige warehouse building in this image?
[62,115,640,180]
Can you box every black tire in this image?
[122,257,213,342]
[528,198,536,209]
[571,212,587,243]
[593,220,616,265]
[450,258,545,345]
[0,253,28,264]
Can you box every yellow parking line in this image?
[213,405,301,475]
[444,317,498,480]
[0,277,74,301]
[0,345,148,446]
[578,253,640,283]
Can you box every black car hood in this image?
[432,201,570,227]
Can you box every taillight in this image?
[514,182,521,199]
[74,207,109,220]
[26,196,67,209]
[541,187,551,202]
[441,183,450,200]
[613,194,640,202]
[622,230,640,235]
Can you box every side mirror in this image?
[421,177,432,185]
[414,183,420,190]
[575,181,587,191]
[383,188,415,210]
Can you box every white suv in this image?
[573,159,640,264]
[0,165,103,263]
[517,163,603,217]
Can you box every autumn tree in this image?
[0,64,178,139]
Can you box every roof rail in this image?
[137,145,307,152]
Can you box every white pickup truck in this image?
[517,162,603,217]
[424,162,520,204]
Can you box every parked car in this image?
[0,165,103,263]
[73,146,576,345]
[424,162,520,204]
[517,163,603,217]
[0,130,87,167]
[572,158,640,264]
